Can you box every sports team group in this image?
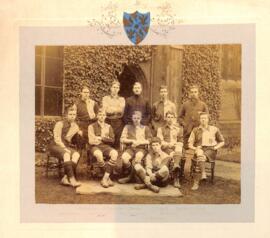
[48,80,225,194]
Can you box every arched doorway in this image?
[117,64,149,100]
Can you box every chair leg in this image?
[46,154,50,178]
[211,162,215,184]
[190,160,195,178]
[58,159,63,178]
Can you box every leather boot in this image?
[118,166,134,184]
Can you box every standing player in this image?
[123,82,151,126]
[151,85,177,136]
[102,80,125,148]
[178,85,209,178]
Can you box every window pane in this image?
[45,58,63,87]
[44,87,63,116]
[45,46,63,58]
[35,55,42,84]
[35,86,41,115]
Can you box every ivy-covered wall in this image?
[35,45,224,152]
[182,45,221,122]
[63,46,152,108]
[35,117,58,152]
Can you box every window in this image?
[221,44,241,81]
[35,46,64,116]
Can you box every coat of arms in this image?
[123,11,150,44]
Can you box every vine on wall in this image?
[182,45,221,122]
[63,46,152,108]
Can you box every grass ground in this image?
[35,167,240,204]
[35,148,240,204]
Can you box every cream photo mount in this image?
[20,24,255,222]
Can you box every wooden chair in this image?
[190,156,216,184]
[45,151,63,178]
[45,147,82,178]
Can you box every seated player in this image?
[118,110,152,184]
[88,108,118,188]
[157,111,184,188]
[48,107,82,187]
[133,137,173,193]
[188,112,225,190]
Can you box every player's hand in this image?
[64,148,71,154]
[150,174,156,182]
[169,142,176,148]
[89,113,95,119]
[195,146,202,155]
[132,140,140,148]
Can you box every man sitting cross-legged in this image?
[157,111,184,188]
[118,110,152,184]
[134,137,173,193]
[48,107,82,188]
[88,108,118,188]
[188,112,225,190]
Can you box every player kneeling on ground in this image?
[134,137,174,193]
[88,108,118,188]
[118,111,152,184]
[48,107,82,188]
[188,112,225,190]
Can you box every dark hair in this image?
[159,85,168,91]
[199,112,209,118]
[97,107,106,114]
[150,137,161,145]
[190,84,199,91]
[65,106,76,115]
[132,110,142,117]
[165,111,176,117]
[111,80,120,88]
[81,85,89,92]
[133,82,142,87]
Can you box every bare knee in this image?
[72,152,80,164]
[93,150,103,161]
[134,163,143,171]
[159,166,169,177]
[109,149,118,160]
[134,152,144,164]
[63,153,71,162]
[122,152,131,165]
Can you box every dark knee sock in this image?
[105,163,113,174]
[72,162,77,178]
[64,161,74,178]
[180,159,186,176]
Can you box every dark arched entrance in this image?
[117,64,148,100]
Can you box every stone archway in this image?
[117,64,149,100]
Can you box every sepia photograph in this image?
[35,44,241,204]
